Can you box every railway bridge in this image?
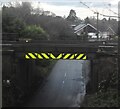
[2,40,118,96]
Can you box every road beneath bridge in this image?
[25,60,90,107]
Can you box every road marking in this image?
[64,73,66,77]
[62,81,64,84]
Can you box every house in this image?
[74,23,117,40]
[99,26,116,39]
[74,23,98,37]
[106,27,116,36]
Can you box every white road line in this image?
[64,73,66,77]
[62,81,64,84]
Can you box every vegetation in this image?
[20,25,48,40]
[81,58,118,107]
[2,2,77,41]
[82,89,118,107]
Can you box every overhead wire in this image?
[104,3,118,15]
[79,1,119,19]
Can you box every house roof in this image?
[74,23,97,34]
[106,27,116,35]
[74,24,86,31]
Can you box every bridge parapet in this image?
[2,41,118,60]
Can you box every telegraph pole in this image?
[94,12,99,39]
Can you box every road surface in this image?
[26,60,90,107]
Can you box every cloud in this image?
[38,2,118,19]
[0,0,119,8]
[34,0,119,8]
[0,0,118,19]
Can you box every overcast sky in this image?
[0,0,119,19]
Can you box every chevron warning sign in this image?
[25,53,87,60]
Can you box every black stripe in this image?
[40,53,49,59]
[80,54,86,59]
[63,54,73,59]
[27,53,34,59]
[74,54,80,59]
[74,54,86,59]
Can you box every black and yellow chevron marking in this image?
[25,53,87,60]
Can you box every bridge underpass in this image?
[2,40,118,107]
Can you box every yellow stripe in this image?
[57,54,63,59]
[49,53,63,59]
[41,53,49,59]
[75,54,77,56]
[50,53,56,59]
[25,53,87,60]
[28,53,36,59]
[83,56,87,60]
[76,54,84,60]
[63,54,71,59]
[25,54,30,59]
[35,53,43,59]
[70,54,75,59]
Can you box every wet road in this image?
[26,60,90,107]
